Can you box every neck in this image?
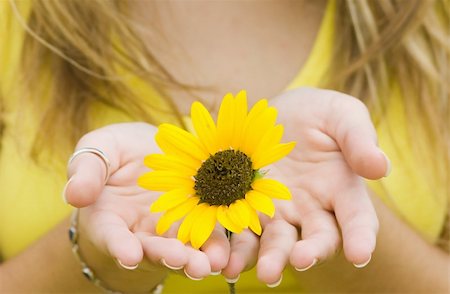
[130,0,327,114]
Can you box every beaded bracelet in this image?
[69,209,164,294]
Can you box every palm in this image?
[86,155,162,238]
[248,88,388,283]
[271,149,361,221]
[67,123,224,281]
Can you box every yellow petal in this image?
[156,197,199,235]
[144,154,198,176]
[138,171,194,191]
[177,203,209,244]
[246,99,268,121]
[230,90,248,149]
[191,102,219,155]
[227,200,250,228]
[155,132,202,166]
[245,190,275,218]
[252,178,292,200]
[241,106,278,156]
[242,200,262,235]
[150,188,194,212]
[217,205,243,234]
[190,205,218,249]
[157,124,209,162]
[216,93,235,150]
[252,142,296,169]
[251,125,284,161]
[238,99,267,153]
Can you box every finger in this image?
[222,229,259,281]
[183,247,212,280]
[290,208,340,271]
[327,92,390,180]
[257,220,297,286]
[85,211,144,267]
[65,131,119,207]
[65,123,159,208]
[137,233,189,270]
[65,156,109,207]
[334,182,379,267]
[201,225,230,274]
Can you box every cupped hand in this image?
[64,123,230,291]
[224,88,390,285]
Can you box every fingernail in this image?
[353,254,372,268]
[380,151,392,177]
[117,259,139,270]
[184,269,203,281]
[160,258,184,270]
[61,177,73,204]
[266,274,283,288]
[295,258,318,272]
[210,270,222,276]
[225,274,240,284]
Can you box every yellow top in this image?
[0,0,446,293]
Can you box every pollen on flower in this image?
[194,150,255,206]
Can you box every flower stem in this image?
[228,282,236,294]
[226,229,236,294]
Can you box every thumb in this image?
[329,96,391,180]
[64,130,119,207]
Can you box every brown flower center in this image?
[194,150,255,206]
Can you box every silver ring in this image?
[68,147,111,183]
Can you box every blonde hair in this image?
[8,0,188,160]
[7,0,449,241]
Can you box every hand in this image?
[222,88,390,285]
[64,123,230,291]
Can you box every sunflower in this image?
[138,90,296,249]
